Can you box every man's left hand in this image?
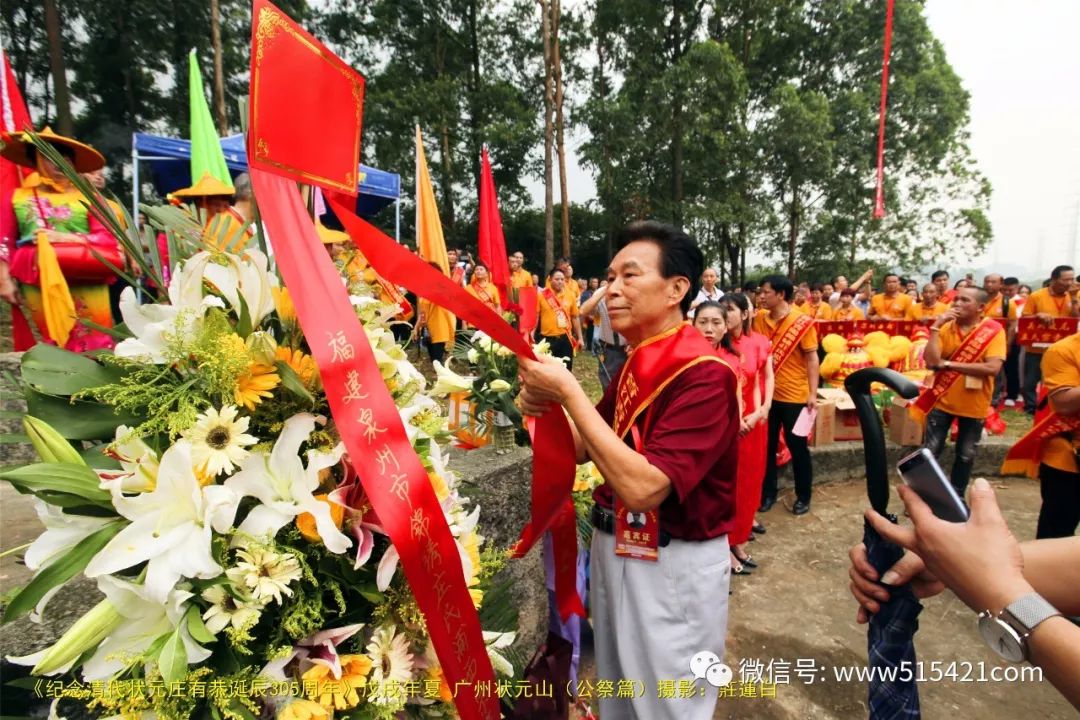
[518,355,577,417]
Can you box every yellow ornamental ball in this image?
[820,352,844,379]
[888,335,913,363]
[864,331,890,349]
[866,346,891,368]
[822,333,848,355]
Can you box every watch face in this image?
[978,615,1026,663]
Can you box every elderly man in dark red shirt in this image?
[519,220,740,720]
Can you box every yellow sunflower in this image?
[301,654,372,710]
[276,346,320,389]
[234,363,281,411]
[276,699,330,720]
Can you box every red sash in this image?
[1001,411,1080,478]
[375,274,413,318]
[472,281,497,311]
[613,323,729,439]
[768,312,815,371]
[541,287,577,349]
[451,265,465,287]
[909,319,1002,424]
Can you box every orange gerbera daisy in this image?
[234,363,280,411]
[276,346,320,389]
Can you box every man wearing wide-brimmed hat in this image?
[0,127,121,351]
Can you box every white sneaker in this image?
[1003,399,1016,407]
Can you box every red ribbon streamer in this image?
[251,170,498,720]
[873,0,895,219]
[326,192,586,622]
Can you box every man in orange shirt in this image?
[932,269,954,303]
[906,283,949,322]
[982,273,1019,405]
[1033,332,1080,538]
[920,287,1007,495]
[537,266,584,369]
[869,273,913,320]
[1021,265,1079,414]
[754,274,819,515]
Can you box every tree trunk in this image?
[468,0,483,190]
[434,28,456,228]
[669,1,684,227]
[42,0,73,135]
[787,181,800,278]
[738,221,747,285]
[210,0,228,135]
[552,0,571,259]
[539,0,555,270]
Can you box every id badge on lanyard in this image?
[614,423,660,561]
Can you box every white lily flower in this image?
[483,630,517,677]
[81,575,210,681]
[98,425,159,493]
[202,250,276,328]
[114,253,213,362]
[84,441,240,604]
[225,414,352,555]
[23,501,114,622]
[489,379,512,393]
[466,348,480,364]
[430,361,473,397]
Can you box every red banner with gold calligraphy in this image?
[1016,317,1079,349]
[816,319,917,339]
[248,5,496,718]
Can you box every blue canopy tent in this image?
[131,132,402,240]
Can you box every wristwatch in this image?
[977,593,1060,663]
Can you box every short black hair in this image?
[1051,265,1074,280]
[884,272,900,282]
[741,280,758,293]
[931,270,949,282]
[615,220,703,314]
[811,283,824,292]
[547,266,566,279]
[1003,276,1019,285]
[760,274,794,301]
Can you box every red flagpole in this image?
[873,0,895,219]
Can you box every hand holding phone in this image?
[897,448,970,523]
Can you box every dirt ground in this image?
[571,477,1074,720]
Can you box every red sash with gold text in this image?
[768,312,815,372]
[541,287,577,349]
[1001,412,1080,478]
[375,274,413,318]
[909,318,1002,424]
[613,323,729,439]
[472,282,496,311]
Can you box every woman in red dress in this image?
[693,300,754,573]
[721,293,773,571]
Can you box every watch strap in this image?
[1003,593,1060,634]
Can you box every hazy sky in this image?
[527,1,1080,277]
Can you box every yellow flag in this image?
[35,231,76,347]
[415,126,450,274]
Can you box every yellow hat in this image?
[170,171,236,199]
[317,222,350,245]
[0,127,105,173]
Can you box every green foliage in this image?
[75,356,203,439]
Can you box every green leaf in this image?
[185,605,216,645]
[157,627,188,685]
[274,360,314,405]
[20,345,123,395]
[3,521,123,623]
[25,387,141,441]
[32,491,115,514]
[0,463,113,505]
[235,293,252,338]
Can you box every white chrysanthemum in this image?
[226,547,302,605]
[201,585,263,634]
[366,624,414,705]
[184,405,257,477]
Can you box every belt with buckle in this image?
[590,504,671,547]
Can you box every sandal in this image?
[734,552,758,569]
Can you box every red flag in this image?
[1,49,35,351]
[477,146,511,305]
[873,0,895,219]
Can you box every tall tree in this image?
[552,0,571,259]
[210,0,228,135]
[42,0,73,135]
[539,0,556,268]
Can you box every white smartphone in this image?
[897,448,970,523]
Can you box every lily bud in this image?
[489,379,512,393]
[245,331,279,366]
[31,598,122,675]
[23,416,85,466]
